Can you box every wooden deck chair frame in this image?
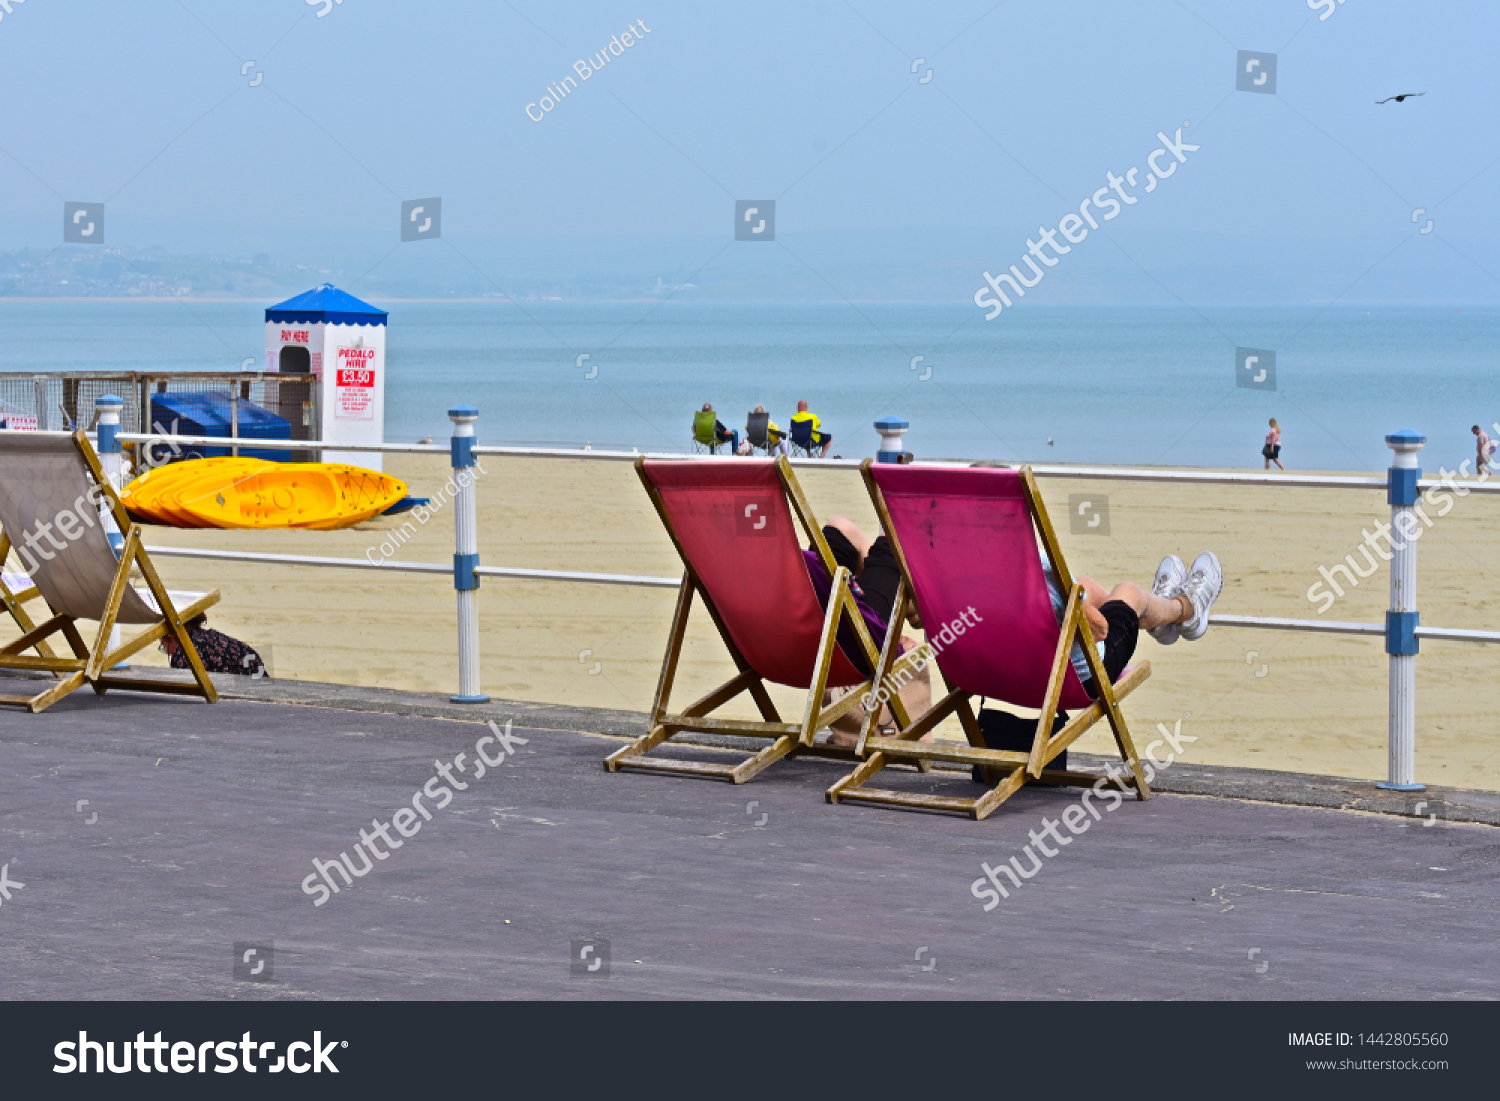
[605,455,930,784]
[0,430,221,713]
[0,561,52,661]
[826,460,1152,821]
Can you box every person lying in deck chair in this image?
[1047,549,1223,697]
[810,516,931,746]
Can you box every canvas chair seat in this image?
[825,461,1153,821]
[0,430,220,713]
[605,456,925,784]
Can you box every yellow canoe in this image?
[175,464,408,530]
[123,458,267,527]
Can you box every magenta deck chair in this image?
[605,456,906,784]
[825,460,1153,821]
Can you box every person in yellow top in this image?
[790,400,833,458]
[743,404,787,456]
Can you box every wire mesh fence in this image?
[0,371,319,461]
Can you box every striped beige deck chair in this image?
[0,430,220,712]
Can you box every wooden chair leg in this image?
[729,736,797,784]
[826,750,889,804]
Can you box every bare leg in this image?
[1079,576,1189,632]
[1274,457,1285,470]
[823,516,871,573]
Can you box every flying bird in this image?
[1376,92,1425,104]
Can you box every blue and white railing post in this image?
[874,415,910,463]
[1380,429,1426,791]
[95,395,128,667]
[449,405,489,704]
[94,394,127,549]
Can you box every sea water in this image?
[0,300,1493,473]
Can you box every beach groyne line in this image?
[99,425,1494,790]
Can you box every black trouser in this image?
[1080,599,1140,698]
[821,527,901,626]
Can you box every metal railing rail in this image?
[55,411,1489,792]
[107,432,1500,496]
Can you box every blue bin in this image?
[148,392,293,464]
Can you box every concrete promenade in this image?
[0,673,1496,1000]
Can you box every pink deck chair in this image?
[825,461,1153,820]
[605,456,919,784]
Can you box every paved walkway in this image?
[1,683,1495,999]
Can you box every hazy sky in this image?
[1,0,1496,302]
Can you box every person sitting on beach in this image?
[696,402,738,454]
[1474,425,1495,474]
[790,400,833,458]
[742,404,788,456]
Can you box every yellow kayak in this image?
[123,458,267,527]
[176,464,408,530]
[121,459,407,530]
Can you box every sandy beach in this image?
[8,452,1499,792]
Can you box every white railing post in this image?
[448,405,489,704]
[1379,429,1426,791]
[95,394,129,668]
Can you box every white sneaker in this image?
[1148,555,1186,645]
[1179,552,1223,641]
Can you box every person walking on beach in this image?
[1474,425,1495,474]
[1263,418,1284,470]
